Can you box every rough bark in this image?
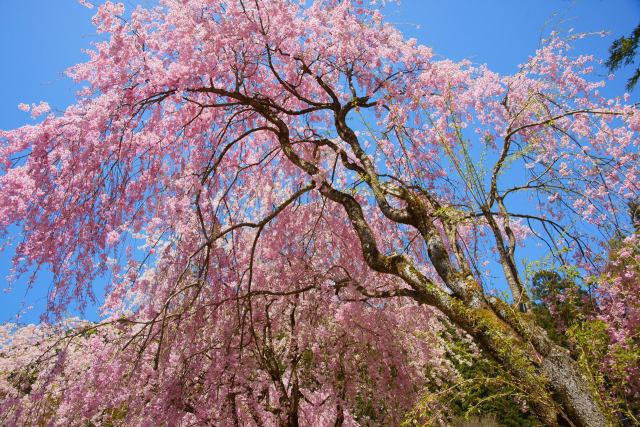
[541,349,608,427]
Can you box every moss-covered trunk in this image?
[438,297,609,427]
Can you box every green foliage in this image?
[607,23,640,90]
[450,415,501,427]
[529,270,594,346]
[354,393,382,425]
[405,252,640,426]
[529,267,640,425]
[564,316,640,424]
[404,325,540,426]
[566,319,609,389]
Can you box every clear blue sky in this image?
[0,0,638,323]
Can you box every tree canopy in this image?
[0,1,639,426]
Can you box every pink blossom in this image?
[0,2,637,423]
[105,230,120,246]
[30,101,50,118]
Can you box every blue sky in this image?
[0,0,638,323]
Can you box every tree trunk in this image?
[541,348,608,427]
[449,299,609,427]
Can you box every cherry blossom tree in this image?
[1,1,638,426]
